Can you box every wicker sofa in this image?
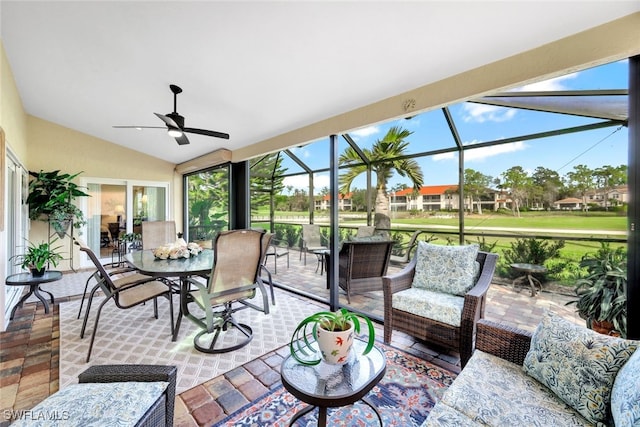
[11,365,177,427]
[423,317,640,427]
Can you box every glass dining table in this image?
[124,249,214,341]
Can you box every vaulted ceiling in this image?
[2,1,639,164]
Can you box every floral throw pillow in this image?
[411,242,479,296]
[611,347,640,427]
[523,312,639,425]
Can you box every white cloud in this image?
[289,146,312,159]
[282,173,330,193]
[350,126,379,139]
[514,72,578,92]
[432,140,528,162]
[462,103,517,123]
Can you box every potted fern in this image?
[566,242,627,337]
[11,240,63,276]
[289,308,376,366]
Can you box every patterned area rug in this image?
[219,342,457,426]
[58,288,322,394]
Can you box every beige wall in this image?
[0,41,28,161]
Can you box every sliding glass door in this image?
[81,178,169,267]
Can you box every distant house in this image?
[553,197,583,210]
[315,192,353,211]
[585,185,628,207]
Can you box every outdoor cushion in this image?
[411,242,479,296]
[523,312,639,425]
[392,287,464,327]
[11,381,168,427]
[425,350,592,427]
[610,347,640,427]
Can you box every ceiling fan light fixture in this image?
[167,127,183,138]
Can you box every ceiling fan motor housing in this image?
[166,112,185,129]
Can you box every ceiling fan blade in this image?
[184,127,230,140]
[113,125,165,129]
[154,112,180,129]
[174,133,190,145]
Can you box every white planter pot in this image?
[315,322,354,365]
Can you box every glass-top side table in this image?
[281,339,386,426]
[6,270,63,319]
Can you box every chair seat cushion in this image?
[392,287,464,327]
[424,350,592,427]
[411,242,479,296]
[523,312,639,425]
[11,381,168,427]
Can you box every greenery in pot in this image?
[11,240,63,275]
[565,242,627,337]
[289,308,376,366]
[27,170,90,237]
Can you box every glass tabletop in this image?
[281,339,386,402]
[124,249,214,277]
[6,270,63,286]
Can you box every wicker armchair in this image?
[338,240,394,303]
[383,250,498,368]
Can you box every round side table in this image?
[281,339,386,426]
[510,263,546,297]
[6,270,63,319]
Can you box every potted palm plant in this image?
[566,242,627,337]
[289,308,376,366]
[27,170,90,238]
[11,240,63,276]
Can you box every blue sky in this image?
[281,59,628,194]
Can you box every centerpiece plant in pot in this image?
[289,308,376,366]
[11,240,63,277]
[566,242,627,338]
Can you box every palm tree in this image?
[339,126,423,230]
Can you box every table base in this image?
[10,285,54,319]
[289,396,382,427]
[512,273,542,297]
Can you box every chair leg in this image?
[76,273,94,319]
[86,297,111,362]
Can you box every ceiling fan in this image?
[114,84,229,145]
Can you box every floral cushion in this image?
[523,312,639,425]
[392,287,464,327]
[11,381,168,427]
[411,242,479,296]
[424,350,592,427]
[611,348,640,427]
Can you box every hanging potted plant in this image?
[289,308,376,366]
[11,239,63,276]
[26,170,90,238]
[566,242,627,337]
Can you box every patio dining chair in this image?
[181,229,270,353]
[299,224,327,265]
[389,230,424,265]
[142,220,177,249]
[74,238,175,362]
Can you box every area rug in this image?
[59,288,322,394]
[218,342,457,426]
